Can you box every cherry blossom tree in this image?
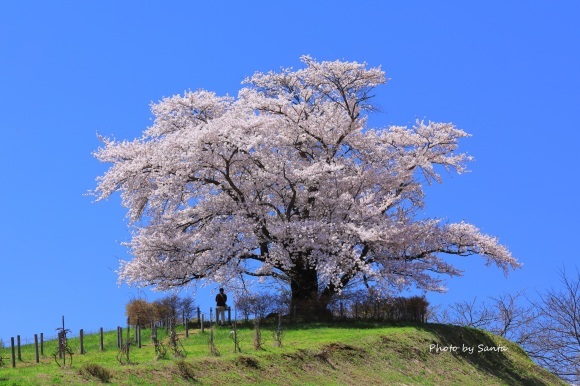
[93,56,519,319]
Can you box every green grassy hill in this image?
[0,322,565,385]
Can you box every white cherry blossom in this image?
[93,56,519,318]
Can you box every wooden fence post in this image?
[40,333,44,356]
[99,327,104,351]
[57,331,63,359]
[80,329,84,354]
[16,335,21,361]
[117,326,123,349]
[10,337,15,368]
[34,334,39,363]
[201,314,205,333]
[137,325,142,348]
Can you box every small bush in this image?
[235,292,289,321]
[174,360,196,381]
[236,355,261,369]
[78,363,113,383]
[330,291,429,322]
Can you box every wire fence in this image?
[0,299,428,368]
[0,307,234,368]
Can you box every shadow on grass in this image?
[412,323,554,386]
[254,320,560,386]
[255,319,391,331]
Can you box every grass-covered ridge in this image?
[0,322,565,385]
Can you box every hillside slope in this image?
[0,322,565,385]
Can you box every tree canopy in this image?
[93,56,519,318]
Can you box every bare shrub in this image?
[448,297,494,329]
[253,317,264,350]
[525,268,580,383]
[235,293,284,322]
[168,320,186,358]
[434,291,538,345]
[126,299,155,328]
[272,312,284,347]
[53,327,73,368]
[329,290,428,322]
[126,295,197,328]
[174,360,196,381]
[487,290,538,345]
[79,363,113,383]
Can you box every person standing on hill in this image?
[215,288,227,326]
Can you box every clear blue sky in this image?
[1,1,579,343]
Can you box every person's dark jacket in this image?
[216,292,227,307]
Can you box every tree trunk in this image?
[289,264,332,321]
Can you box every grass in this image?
[0,321,566,385]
